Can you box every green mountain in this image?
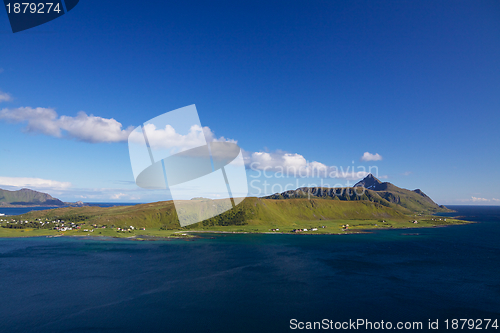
[16,196,408,230]
[10,175,450,230]
[265,174,450,214]
[0,188,65,206]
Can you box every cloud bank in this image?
[0,97,383,181]
[243,150,373,179]
[0,107,134,143]
[471,196,500,203]
[0,176,72,189]
[129,123,236,155]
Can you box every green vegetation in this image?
[0,197,471,239]
[0,188,64,206]
[0,174,470,239]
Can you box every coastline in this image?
[0,219,475,240]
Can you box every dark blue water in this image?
[0,206,62,216]
[0,205,498,332]
[0,203,138,216]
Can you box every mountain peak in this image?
[354,173,382,190]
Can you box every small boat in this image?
[0,213,5,216]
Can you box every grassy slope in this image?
[11,197,407,228]
[1,197,470,238]
[10,201,180,229]
[372,183,449,213]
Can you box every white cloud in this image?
[0,176,71,189]
[244,150,371,179]
[402,171,412,176]
[202,126,236,144]
[0,107,133,143]
[59,111,133,143]
[0,107,60,135]
[245,150,309,171]
[1,106,234,147]
[460,196,500,203]
[0,90,12,103]
[360,152,383,162]
[471,196,490,202]
[128,123,237,161]
[136,124,234,150]
[110,193,127,200]
[0,97,379,182]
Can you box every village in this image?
[279,217,448,234]
[290,225,328,233]
[1,214,452,237]
[0,217,146,233]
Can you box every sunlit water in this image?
[0,205,498,332]
[0,203,137,216]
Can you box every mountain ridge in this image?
[5,175,451,231]
[266,174,450,214]
[14,196,410,230]
[0,188,65,206]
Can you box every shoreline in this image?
[0,204,66,209]
[0,220,475,241]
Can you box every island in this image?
[0,175,471,239]
[0,188,66,207]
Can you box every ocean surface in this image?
[0,205,499,332]
[0,203,137,216]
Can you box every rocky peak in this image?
[353,173,383,190]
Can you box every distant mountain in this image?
[0,188,65,206]
[266,174,450,214]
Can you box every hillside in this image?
[0,188,65,206]
[265,174,450,214]
[5,175,455,233]
[15,196,409,230]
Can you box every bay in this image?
[0,203,137,216]
[0,205,498,332]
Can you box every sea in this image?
[0,202,137,216]
[0,205,498,332]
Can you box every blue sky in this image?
[0,0,499,205]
